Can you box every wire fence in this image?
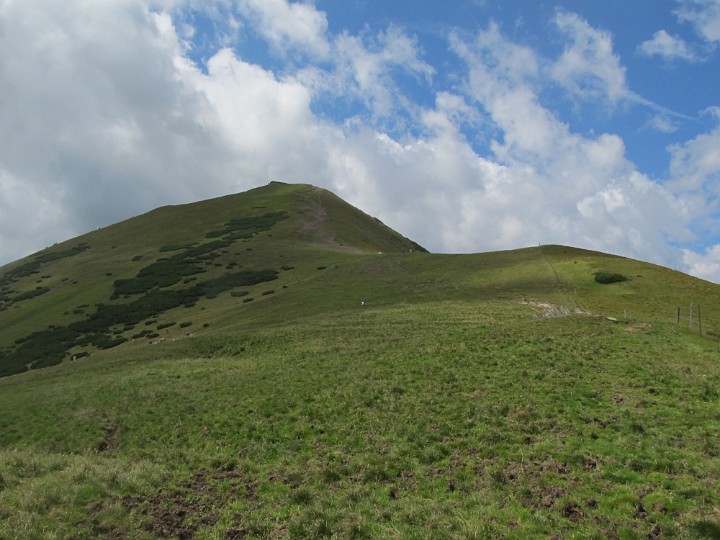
[677,303,716,339]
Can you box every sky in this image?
[1,1,720,281]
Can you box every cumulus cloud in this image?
[197,48,317,168]
[236,0,330,58]
[639,29,698,61]
[294,25,434,122]
[550,11,630,104]
[0,169,72,258]
[0,1,241,256]
[668,118,720,194]
[683,244,720,281]
[675,0,720,43]
[446,22,690,265]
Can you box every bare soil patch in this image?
[121,468,256,539]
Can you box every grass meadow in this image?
[1,300,719,539]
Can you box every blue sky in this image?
[1,0,719,280]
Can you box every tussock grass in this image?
[0,449,162,540]
[1,302,718,537]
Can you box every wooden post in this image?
[690,303,693,330]
[698,304,702,336]
[677,307,680,324]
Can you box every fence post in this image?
[690,303,693,330]
[698,304,702,336]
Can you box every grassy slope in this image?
[0,183,422,356]
[0,183,719,538]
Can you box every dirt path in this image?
[297,188,362,253]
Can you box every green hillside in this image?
[0,182,425,377]
[0,183,718,538]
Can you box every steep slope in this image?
[0,182,424,376]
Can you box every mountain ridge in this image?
[0,182,425,376]
[1,181,719,379]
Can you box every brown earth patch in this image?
[77,467,256,539]
[296,188,362,253]
[519,300,591,318]
[97,424,120,453]
[121,467,256,539]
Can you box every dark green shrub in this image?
[205,211,287,240]
[0,242,92,290]
[12,287,50,302]
[157,322,176,330]
[594,272,628,284]
[190,270,278,299]
[35,243,90,263]
[2,265,278,377]
[159,244,194,252]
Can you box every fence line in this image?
[678,304,709,337]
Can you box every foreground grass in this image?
[0,450,161,540]
[1,300,719,538]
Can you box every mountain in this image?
[1,182,719,538]
[0,182,425,377]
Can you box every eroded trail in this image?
[297,187,362,252]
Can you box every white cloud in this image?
[668,121,720,194]
[683,244,720,281]
[551,11,630,104]
[294,25,434,121]
[0,0,240,257]
[649,115,679,133]
[236,0,330,58]
[676,0,720,43]
[446,22,692,267]
[332,27,433,118]
[199,49,314,153]
[319,21,695,271]
[639,29,698,61]
[0,169,72,261]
